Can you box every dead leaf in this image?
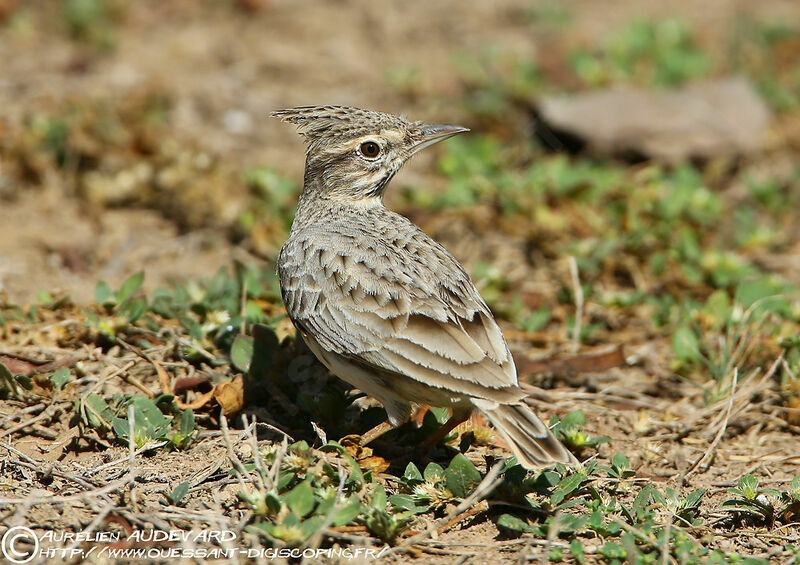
[339,436,367,459]
[0,354,40,376]
[176,389,215,411]
[174,376,211,394]
[517,345,626,380]
[154,360,171,395]
[214,375,244,416]
[786,396,800,426]
[359,455,390,475]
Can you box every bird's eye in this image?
[359,141,380,158]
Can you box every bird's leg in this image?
[358,420,395,446]
[417,409,471,454]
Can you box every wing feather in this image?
[278,216,520,401]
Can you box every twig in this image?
[0,476,130,505]
[0,442,98,490]
[80,441,168,476]
[0,402,46,428]
[127,403,136,485]
[220,414,254,498]
[436,500,488,535]
[241,414,266,492]
[686,367,738,477]
[568,256,583,352]
[0,404,60,438]
[240,279,248,336]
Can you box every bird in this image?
[273,105,577,468]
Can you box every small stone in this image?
[533,76,771,162]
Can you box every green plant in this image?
[62,0,120,51]
[162,481,190,506]
[721,474,781,526]
[452,48,545,121]
[0,362,33,399]
[89,271,148,338]
[671,284,791,404]
[570,18,711,87]
[549,410,609,453]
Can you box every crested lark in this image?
[274,105,577,468]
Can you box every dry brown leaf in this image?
[517,345,626,380]
[176,389,215,411]
[214,375,244,416]
[787,396,800,426]
[153,360,171,395]
[0,354,41,376]
[339,437,368,460]
[174,376,211,394]
[359,455,390,475]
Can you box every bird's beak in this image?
[410,123,470,155]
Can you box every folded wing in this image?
[279,225,521,402]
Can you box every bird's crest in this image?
[272,105,412,144]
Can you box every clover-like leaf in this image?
[445,454,482,498]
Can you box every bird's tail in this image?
[480,400,578,468]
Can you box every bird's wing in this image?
[279,224,520,401]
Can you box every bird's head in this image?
[272,105,468,202]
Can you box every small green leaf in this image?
[739,474,759,500]
[265,491,282,515]
[230,334,254,372]
[95,280,114,305]
[672,324,700,362]
[551,472,587,505]
[332,496,362,526]
[0,362,13,381]
[112,416,130,441]
[122,297,148,323]
[37,289,54,305]
[404,462,423,481]
[49,367,71,390]
[132,396,170,430]
[319,441,364,486]
[445,453,482,498]
[84,394,112,430]
[113,396,171,446]
[285,480,315,517]
[684,488,707,508]
[599,540,626,560]
[429,406,450,425]
[496,513,532,533]
[168,481,190,505]
[611,452,630,471]
[116,271,144,303]
[633,484,656,517]
[245,300,265,322]
[371,483,387,509]
[570,538,586,564]
[388,494,417,511]
[705,289,731,327]
[180,408,196,436]
[14,374,33,390]
[423,462,445,481]
[560,410,586,428]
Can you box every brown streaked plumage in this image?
[273,105,577,468]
